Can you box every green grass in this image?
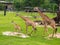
[0,11,60,45]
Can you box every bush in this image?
[0,4,4,10]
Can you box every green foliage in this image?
[0,4,4,10]
[13,0,58,11]
[24,0,44,7]
[13,0,25,11]
[13,0,20,11]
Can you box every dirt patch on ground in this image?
[2,31,29,38]
[48,33,60,38]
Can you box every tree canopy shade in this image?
[53,0,60,10]
[54,0,60,4]
[24,0,44,7]
[13,0,25,11]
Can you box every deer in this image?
[34,7,57,37]
[11,21,21,33]
[16,14,37,35]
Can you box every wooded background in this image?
[0,0,59,11]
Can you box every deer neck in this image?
[37,9,51,21]
[19,16,28,21]
[37,9,45,18]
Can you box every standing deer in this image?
[17,15,37,35]
[11,21,21,33]
[34,7,57,37]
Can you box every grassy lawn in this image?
[0,11,60,45]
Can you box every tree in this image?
[51,0,60,10]
[24,0,44,7]
[13,0,25,11]
[0,4,4,10]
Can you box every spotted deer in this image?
[34,7,57,37]
[11,21,21,33]
[17,15,37,35]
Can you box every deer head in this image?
[34,7,39,11]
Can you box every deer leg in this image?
[29,26,37,36]
[50,24,57,38]
[41,21,46,36]
[29,26,34,35]
[14,28,17,32]
[52,30,55,38]
[43,22,48,36]
[33,27,37,34]
[52,27,57,38]
[25,22,29,34]
[30,30,33,35]
[41,21,44,25]
[32,26,37,33]
[55,28,57,34]
[17,28,21,33]
[26,25,28,34]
